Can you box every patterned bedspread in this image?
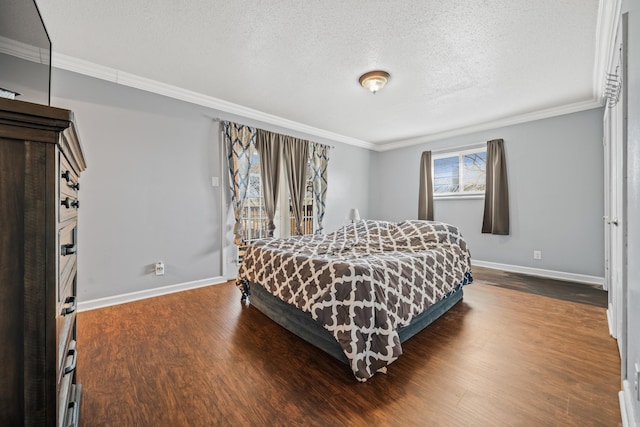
[237,220,472,381]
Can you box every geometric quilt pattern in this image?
[237,220,472,381]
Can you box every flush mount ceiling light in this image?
[359,70,390,94]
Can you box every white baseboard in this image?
[607,305,617,338]
[78,276,228,312]
[80,262,603,311]
[471,259,604,287]
[620,380,638,427]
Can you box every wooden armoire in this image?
[0,98,86,426]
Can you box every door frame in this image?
[603,14,628,376]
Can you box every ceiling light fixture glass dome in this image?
[359,70,390,94]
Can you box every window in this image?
[289,171,314,236]
[240,146,268,243]
[433,148,486,197]
[239,149,315,244]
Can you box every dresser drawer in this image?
[59,262,77,311]
[64,384,82,427]
[57,308,76,385]
[59,222,77,301]
[60,154,80,199]
[57,340,79,427]
[59,155,80,223]
[59,196,79,222]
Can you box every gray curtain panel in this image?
[223,121,256,245]
[256,129,281,237]
[310,142,330,234]
[482,138,510,235]
[418,151,434,221]
[283,136,309,235]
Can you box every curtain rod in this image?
[431,141,486,154]
[213,117,335,149]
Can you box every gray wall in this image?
[0,52,50,105]
[325,142,374,231]
[371,108,605,278]
[50,68,372,301]
[623,0,640,423]
[52,70,224,301]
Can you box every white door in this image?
[604,100,622,343]
[603,20,627,363]
[603,109,611,295]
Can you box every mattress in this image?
[248,280,465,364]
[237,220,473,381]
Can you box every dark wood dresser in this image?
[0,98,86,426]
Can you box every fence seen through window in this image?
[239,152,314,259]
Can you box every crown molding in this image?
[0,35,50,64]
[592,0,622,103]
[3,1,616,153]
[10,2,608,156]
[375,98,602,152]
[51,53,376,150]
[50,53,605,153]
[52,53,119,82]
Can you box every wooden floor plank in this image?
[77,267,621,426]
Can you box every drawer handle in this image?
[61,243,77,256]
[63,347,77,375]
[66,399,80,427]
[61,227,77,256]
[61,197,80,209]
[61,296,77,316]
[62,170,80,191]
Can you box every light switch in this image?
[211,177,219,187]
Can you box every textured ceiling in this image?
[35,0,603,148]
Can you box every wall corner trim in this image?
[607,306,616,338]
[78,276,228,312]
[471,259,604,286]
[619,380,638,427]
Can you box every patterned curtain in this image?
[309,142,330,234]
[482,139,510,235]
[223,121,256,245]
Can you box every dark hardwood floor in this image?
[472,267,608,307]
[77,267,621,426]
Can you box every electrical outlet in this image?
[155,261,165,276]
[533,250,542,260]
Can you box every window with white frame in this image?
[433,147,486,196]
[288,166,314,236]
[239,149,314,244]
[240,146,268,243]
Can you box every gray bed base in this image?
[248,282,464,364]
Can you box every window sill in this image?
[434,194,485,200]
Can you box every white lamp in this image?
[347,208,361,223]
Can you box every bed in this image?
[236,220,473,382]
